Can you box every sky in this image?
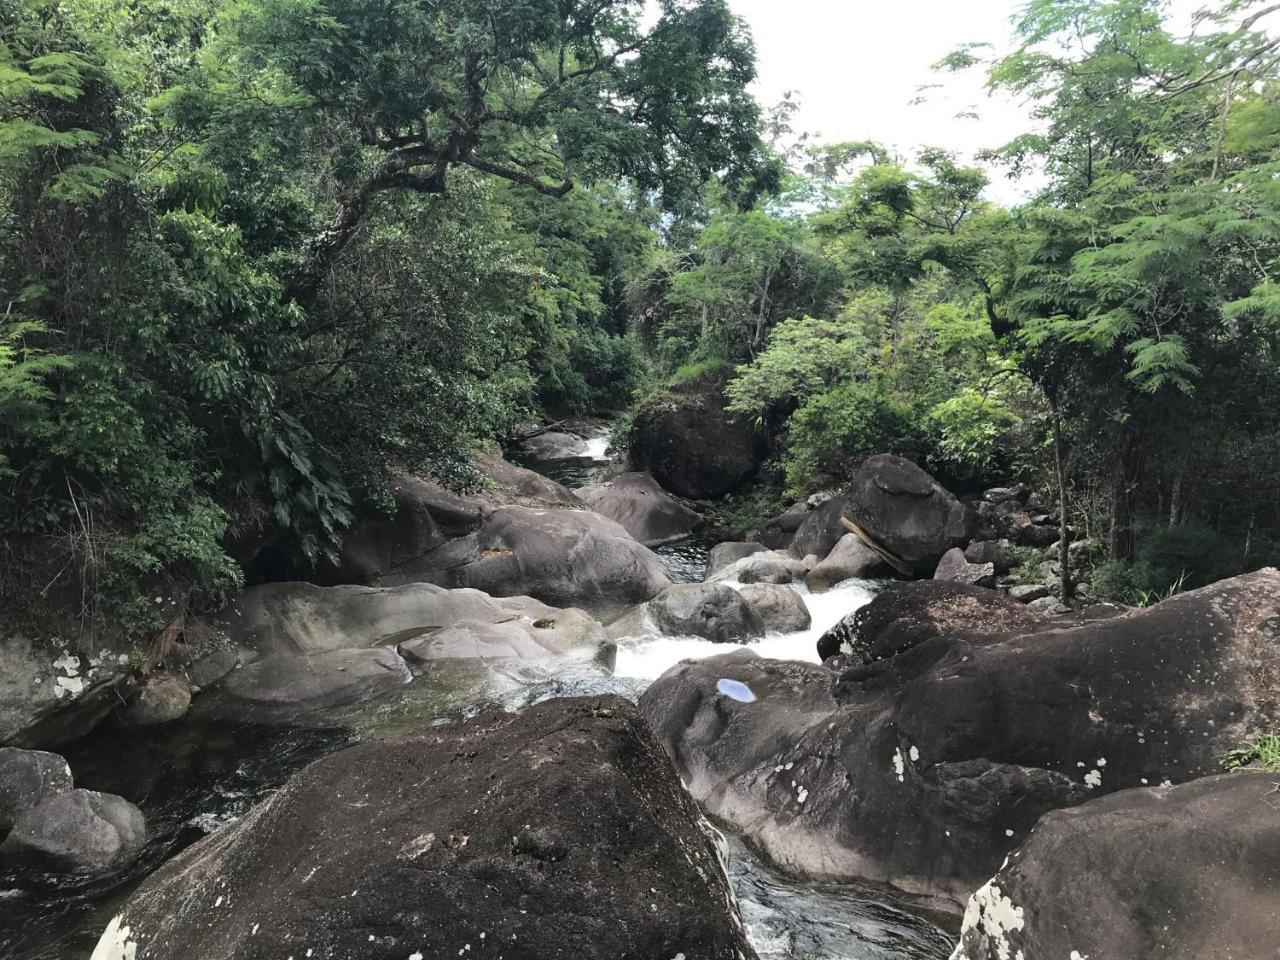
[727,0,1040,202]
[725,0,1209,204]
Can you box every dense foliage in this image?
[3,0,1278,639]
[0,0,769,636]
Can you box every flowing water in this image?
[0,436,954,960]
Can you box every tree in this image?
[201,0,777,299]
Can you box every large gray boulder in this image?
[847,454,971,574]
[381,505,671,615]
[787,495,855,561]
[641,570,1280,911]
[215,580,606,658]
[578,471,701,547]
[951,773,1280,960]
[738,584,811,633]
[398,608,605,662]
[1,788,145,874]
[0,638,135,749]
[612,583,765,645]
[0,747,73,833]
[933,547,997,588]
[235,454,583,586]
[91,697,757,960]
[507,429,590,460]
[217,647,412,721]
[706,541,771,579]
[708,550,809,585]
[805,534,885,593]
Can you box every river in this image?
[0,432,953,960]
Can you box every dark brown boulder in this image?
[846,454,971,574]
[91,697,757,960]
[816,579,1044,663]
[757,500,809,550]
[787,495,855,561]
[630,370,765,500]
[642,569,1280,911]
[963,540,1014,574]
[952,773,1280,960]
[115,672,192,727]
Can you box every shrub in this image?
[1222,734,1280,773]
[782,381,919,495]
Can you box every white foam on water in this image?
[580,434,610,460]
[612,577,881,682]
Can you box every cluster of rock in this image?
[641,567,1280,944]
[10,430,1277,959]
[0,747,145,876]
[5,452,678,745]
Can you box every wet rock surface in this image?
[952,773,1280,960]
[612,583,766,645]
[92,696,758,960]
[217,580,610,658]
[707,541,772,578]
[216,647,413,721]
[709,551,810,585]
[816,580,1044,664]
[642,570,1280,909]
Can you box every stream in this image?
[0,431,954,960]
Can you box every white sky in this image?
[726,0,1211,204]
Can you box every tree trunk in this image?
[1168,457,1185,527]
[1051,402,1073,601]
[1109,428,1139,562]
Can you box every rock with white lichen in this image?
[640,569,1280,914]
[89,696,758,960]
[950,772,1280,960]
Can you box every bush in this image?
[782,381,918,495]
[669,357,733,386]
[537,328,649,415]
[1091,518,1245,604]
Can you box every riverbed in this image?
[0,431,953,960]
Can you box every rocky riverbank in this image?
[3,439,1277,960]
